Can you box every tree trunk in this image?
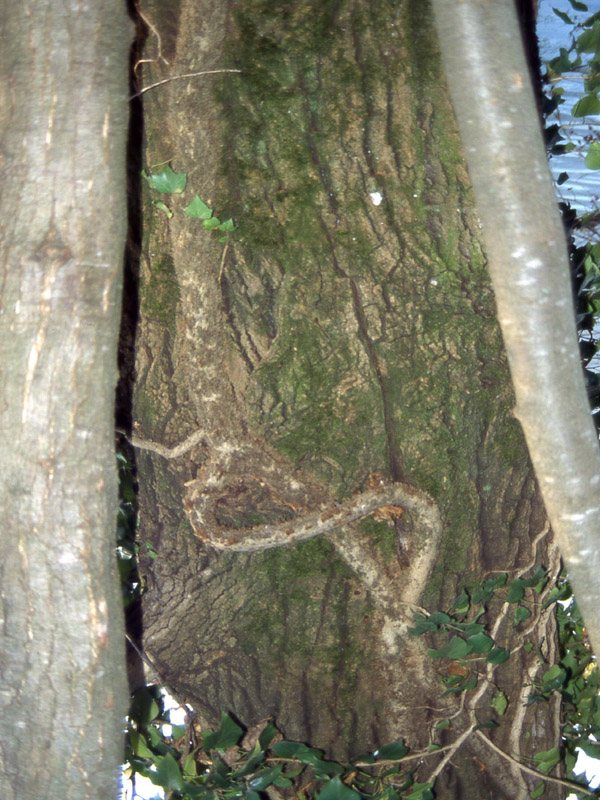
[0,3,131,799]
[132,2,562,797]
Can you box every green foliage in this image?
[124,701,434,800]
[115,450,140,607]
[545,5,600,172]
[408,567,545,698]
[144,163,236,242]
[543,4,600,429]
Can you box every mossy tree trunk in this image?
[131,2,562,797]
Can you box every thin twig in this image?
[427,719,477,782]
[476,730,598,797]
[117,428,208,459]
[131,69,241,100]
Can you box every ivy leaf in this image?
[248,764,284,791]
[204,217,222,230]
[427,636,469,660]
[542,664,567,691]
[552,7,574,24]
[129,689,160,725]
[514,605,532,625]
[577,20,600,54]
[183,752,197,778]
[474,720,498,731]
[487,647,510,664]
[374,741,408,760]
[143,165,187,194]
[258,720,278,750]
[491,691,508,716]
[452,590,470,613]
[152,753,184,791]
[318,776,362,800]
[467,633,493,653]
[403,782,434,800]
[219,218,236,232]
[572,93,600,117]
[408,614,441,636]
[585,141,600,169]
[185,195,213,220]
[202,712,244,751]
[533,747,560,775]
[129,731,154,760]
[530,782,545,799]
[272,741,323,760]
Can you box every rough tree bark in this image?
[0,3,130,799]
[131,1,564,797]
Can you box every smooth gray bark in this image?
[0,3,130,799]
[432,0,600,655]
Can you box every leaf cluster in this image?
[125,696,434,800]
[142,163,236,242]
[408,568,546,697]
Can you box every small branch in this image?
[130,69,241,100]
[426,719,477,782]
[197,482,439,553]
[476,730,598,797]
[117,428,208,459]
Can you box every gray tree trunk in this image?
[0,3,131,799]
[132,1,564,797]
[433,0,600,656]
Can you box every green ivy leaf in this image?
[258,721,278,750]
[129,731,154,760]
[318,776,362,800]
[467,633,494,653]
[272,741,323,759]
[129,689,160,725]
[552,7,574,24]
[219,218,236,232]
[491,691,508,715]
[171,724,186,740]
[153,753,184,791]
[248,764,284,790]
[427,636,469,660]
[577,20,600,54]
[408,614,441,636]
[514,605,532,625]
[572,93,600,117]
[530,781,545,799]
[183,752,197,778]
[542,664,567,691]
[403,782,434,800]
[452,590,470,614]
[533,746,560,775]
[375,741,408,760]
[204,217,222,230]
[185,195,213,220]
[202,712,244,751]
[143,165,187,194]
[487,647,510,665]
[455,621,486,636]
[473,720,498,731]
[473,574,506,604]
[585,141,600,169]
